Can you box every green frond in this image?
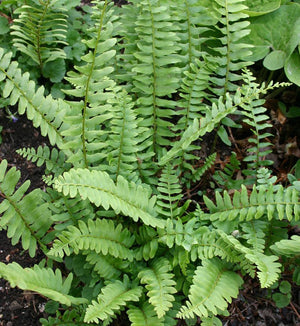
[138,257,177,318]
[11,0,68,67]
[204,184,300,222]
[61,0,119,168]
[245,253,281,288]
[209,0,252,97]
[241,220,267,253]
[0,262,87,306]
[134,225,159,261]
[177,258,243,319]
[156,164,182,219]
[54,168,165,228]
[47,188,95,233]
[17,145,71,176]
[130,0,181,157]
[127,302,164,326]
[85,252,130,280]
[0,48,69,149]
[270,235,300,257]
[48,218,135,260]
[0,160,52,257]
[105,89,141,182]
[84,277,142,323]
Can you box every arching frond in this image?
[0,262,87,306]
[270,235,300,257]
[54,168,165,228]
[48,218,135,260]
[84,277,142,323]
[127,302,164,326]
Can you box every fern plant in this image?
[0,0,299,325]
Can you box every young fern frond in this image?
[138,258,177,318]
[54,168,165,228]
[0,160,52,257]
[240,220,268,253]
[0,49,69,149]
[0,262,87,306]
[17,145,71,177]
[204,184,300,222]
[177,258,243,319]
[84,277,142,323]
[11,0,68,69]
[48,219,135,261]
[156,164,182,219]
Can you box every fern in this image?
[54,168,165,228]
[203,184,300,222]
[0,262,87,305]
[11,0,68,69]
[138,257,177,318]
[48,218,135,260]
[84,277,142,323]
[271,235,300,257]
[0,160,52,256]
[127,302,164,326]
[177,258,243,319]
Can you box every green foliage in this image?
[0,0,299,325]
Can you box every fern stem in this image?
[81,0,108,168]
[223,0,231,98]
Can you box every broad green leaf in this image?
[285,51,300,86]
[42,59,66,83]
[242,4,300,64]
[0,16,9,35]
[243,0,281,16]
[263,50,286,70]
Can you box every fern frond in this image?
[17,145,71,176]
[11,0,68,68]
[134,225,159,261]
[0,160,52,257]
[177,258,243,319]
[0,48,69,149]
[84,277,142,323]
[85,252,130,280]
[204,184,300,222]
[241,220,267,253]
[131,0,181,157]
[138,257,177,318]
[48,218,135,260]
[61,0,118,168]
[54,168,165,228]
[0,262,87,305]
[156,164,182,219]
[127,302,164,326]
[270,235,300,257]
[209,0,252,97]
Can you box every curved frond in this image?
[48,218,135,260]
[0,160,52,256]
[138,257,177,318]
[54,168,165,228]
[0,262,87,306]
[177,258,243,319]
[84,277,142,323]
